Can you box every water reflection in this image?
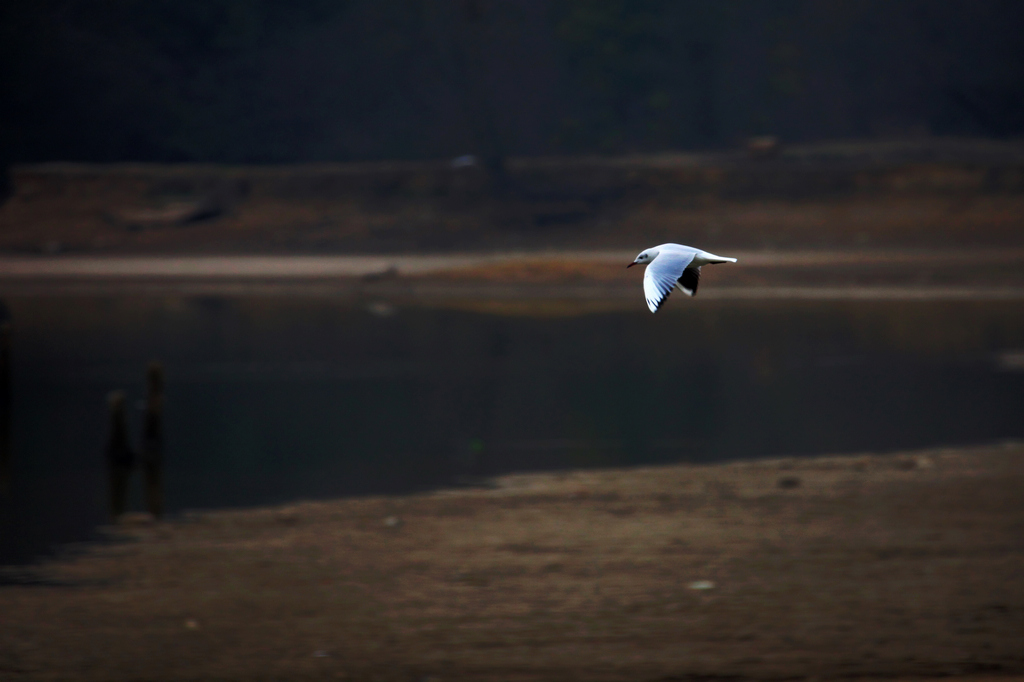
[1,295,1023,564]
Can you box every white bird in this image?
[628,244,737,312]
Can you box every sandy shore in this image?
[2,248,1024,278]
[2,249,1024,302]
[2,444,1023,681]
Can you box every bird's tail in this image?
[704,253,738,264]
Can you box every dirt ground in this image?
[2,444,1023,681]
[4,145,1024,255]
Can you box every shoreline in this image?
[3,443,1022,680]
[4,279,1024,301]
[1,248,1023,300]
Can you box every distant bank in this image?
[3,139,1024,256]
[1,249,1023,301]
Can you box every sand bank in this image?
[2,444,1023,681]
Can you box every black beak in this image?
[627,262,636,268]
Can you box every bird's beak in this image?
[627,261,636,268]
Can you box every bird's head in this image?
[627,248,658,268]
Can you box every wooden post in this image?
[0,321,11,495]
[106,391,134,520]
[141,362,164,519]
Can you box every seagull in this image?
[628,244,737,312]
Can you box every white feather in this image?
[632,243,737,313]
[643,248,695,313]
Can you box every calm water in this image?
[2,295,1023,564]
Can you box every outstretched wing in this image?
[643,250,695,313]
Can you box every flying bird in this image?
[628,243,737,312]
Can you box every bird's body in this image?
[628,243,737,312]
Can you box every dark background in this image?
[3,0,1023,165]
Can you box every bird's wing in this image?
[643,250,695,312]
[678,266,700,296]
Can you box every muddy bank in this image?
[4,140,1024,255]
[2,444,1022,681]
[2,248,1024,299]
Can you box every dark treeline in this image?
[2,0,1023,164]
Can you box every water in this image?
[2,295,1023,565]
